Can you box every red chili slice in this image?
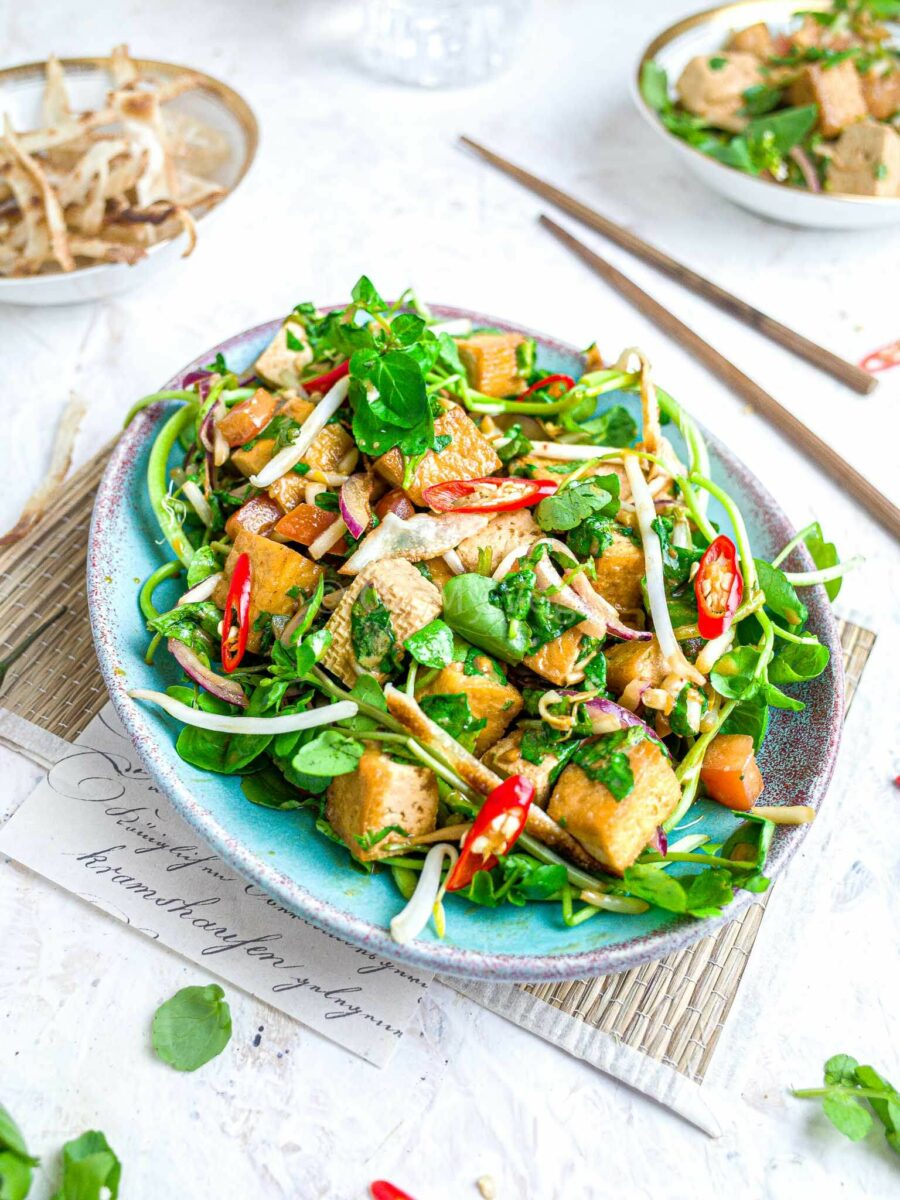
[221,552,252,673]
[370,1183,415,1200]
[299,360,349,395]
[694,535,743,640]
[859,340,900,374]
[519,373,575,401]
[445,775,534,892]
[422,476,557,514]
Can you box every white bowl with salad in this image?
[635,0,900,229]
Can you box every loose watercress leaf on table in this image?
[152,984,232,1072]
[0,1106,37,1170]
[404,619,455,669]
[0,1102,37,1200]
[755,559,808,627]
[822,1092,874,1142]
[51,1130,121,1200]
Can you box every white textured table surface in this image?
[1,2,898,1197]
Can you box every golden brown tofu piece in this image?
[524,626,588,687]
[604,637,667,695]
[826,119,900,196]
[789,61,867,138]
[224,494,283,541]
[374,404,501,506]
[326,744,439,862]
[267,474,307,512]
[320,559,442,687]
[216,388,278,448]
[726,22,773,59]
[456,508,539,574]
[481,728,559,809]
[419,557,456,588]
[592,530,645,617]
[675,52,761,131]
[456,332,528,397]
[861,66,900,120]
[547,739,680,874]
[419,661,522,755]
[213,529,322,652]
[254,319,314,389]
[231,394,353,481]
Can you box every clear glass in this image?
[361,0,533,89]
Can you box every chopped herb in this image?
[535,474,620,533]
[708,56,728,70]
[404,618,455,669]
[314,490,340,511]
[420,692,486,752]
[572,726,646,800]
[355,824,409,851]
[350,585,399,674]
[497,423,533,464]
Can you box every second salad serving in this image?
[127,277,852,945]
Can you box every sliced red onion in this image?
[167,639,248,708]
[176,572,222,605]
[569,570,650,642]
[338,473,373,540]
[790,145,821,193]
[532,552,606,640]
[182,368,213,398]
[648,826,668,856]
[570,692,668,754]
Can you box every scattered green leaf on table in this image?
[51,1130,121,1200]
[152,984,233,1072]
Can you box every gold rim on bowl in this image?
[635,0,900,207]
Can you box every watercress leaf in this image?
[527,595,584,649]
[290,730,364,776]
[768,639,830,684]
[50,1130,121,1200]
[803,522,841,602]
[351,585,400,674]
[755,559,808,627]
[535,475,620,532]
[351,274,386,312]
[710,645,763,700]
[404,619,455,669]
[493,567,535,622]
[622,863,688,912]
[682,867,736,917]
[390,312,426,347]
[821,1092,873,1142]
[442,573,529,664]
[746,104,818,155]
[640,60,670,111]
[825,1054,862,1087]
[293,627,333,678]
[623,864,734,916]
[720,691,769,750]
[764,682,805,712]
[853,1065,900,1146]
[149,601,220,657]
[0,1153,33,1200]
[669,683,707,736]
[0,1106,37,1170]
[496,423,533,464]
[367,350,429,430]
[568,513,615,560]
[186,545,219,588]
[151,984,232,1072]
[241,765,304,810]
[420,692,486,752]
[502,854,568,901]
[572,727,645,800]
[577,403,638,447]
[721,813,774,873]
[741,83,784,116]
[436,331,465,376]
[338,674,389,734]
[176,725,272,775]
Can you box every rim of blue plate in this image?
[87,305,844,981]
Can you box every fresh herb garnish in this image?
[571,726,646,800]
[420,692,486,752]
[350,585,400,673]
[51,1130,121,1200]
[0,1103,38,1200]
[535,474,620,533]
[792,1055,900,1154]
[152,983,233,1072]
[403,618,455,669]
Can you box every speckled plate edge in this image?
[87,307,844,982]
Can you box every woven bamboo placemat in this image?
[0,445,876,1088]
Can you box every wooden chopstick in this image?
[539,214,900,542]
[459,135,877,397]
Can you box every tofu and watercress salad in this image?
[127,277,856,945]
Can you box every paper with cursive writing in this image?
[0,703,431,1066]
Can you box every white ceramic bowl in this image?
[634,0,900,230]
[0,56,257,305]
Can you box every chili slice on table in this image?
[445,775,534,892]
[221,552,252,672]
[370,1183,416,1200]
[858,339,900,374]
[519,372,575,401]
[422,476,557,514]
[694,534,743,640]
[300,360,349,395]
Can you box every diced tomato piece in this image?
[216,388,278,447]
[700,734,764,811]
[374,488,415,521]
[274,503,337,545]
[225,495,283,541]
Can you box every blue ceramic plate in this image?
[87,308,843,981]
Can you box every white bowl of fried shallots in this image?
[0,46,257,304]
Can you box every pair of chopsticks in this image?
[459,136,900,543]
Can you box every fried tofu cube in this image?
[456,508,539,574]
[481,728,559,808]
[230,395,314,477]
[216,388,279,448]
[826,119,900,196]
[547,740,680,874]
[789,61,867,138]
[213,529,322,652]
[254,319,314,389]
[419,661,522,755]
[592,530,645,617]
[524,626,588,687]
[456,332,528,398]
[726,22,773,59]
[326,744,439,861]
[224,494,283,541]
[374,404,501,506]
[321,559,442,686]
[604,637,667,695]
[675,52,762,131]
[861,66,900,120]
